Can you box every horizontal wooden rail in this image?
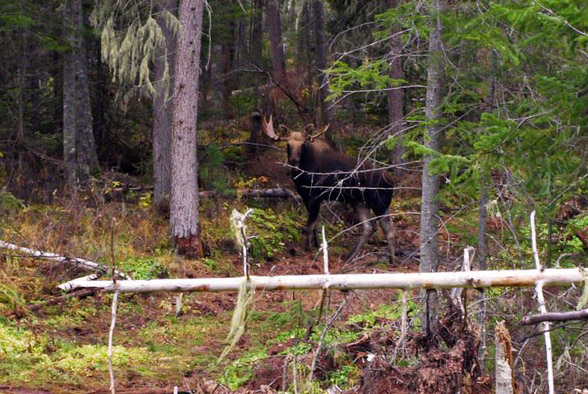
[64,268,588,293]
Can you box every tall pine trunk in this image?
[266,0,286,86]
[387,0,405,179]
[221,21,236,118]
[153,0,178,212]
[17,15,28,188]
[312,0,332,129]
[250,0,264,106]
[299,1,313,107]
[63,0,98,187]
[419,0,445,337]
[247,0,265,152]
[170,0,205,258]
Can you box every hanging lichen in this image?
[91,0,179,101]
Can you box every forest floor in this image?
[0,145,585,393]
[0,245,493,393]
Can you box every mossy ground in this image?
[1,169,587,392]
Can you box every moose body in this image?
[263,116,395,262]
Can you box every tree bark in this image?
[266,0,286,85]
[299,1,313,100]
[420,0,446,336]
[250,0,264,107]
[495,321,515,394]
[312,0,332,129]
[170,0,205,258]
[221,20,237,117]
[387,0,405,179]
[153,0,178,212]
[17,12,28,187]
[63,0,99,186]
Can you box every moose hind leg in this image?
[345,204,374,262]
[378,209,395,264]
[305,201,320,251]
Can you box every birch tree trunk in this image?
[419,0,446,336]
[266,0,286,86]
[63,0,99,187]
[170,0,205,258]
[153,0,178,212]
[387,0,405,179]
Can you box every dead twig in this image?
[521,309,588,325]
[108,290,120,394]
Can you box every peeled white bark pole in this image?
[64,268,588,293]
[530,211,555,394]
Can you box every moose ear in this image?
[308,124,330,142]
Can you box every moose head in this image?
[262,115,329,167]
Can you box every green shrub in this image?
[119,256,169,279]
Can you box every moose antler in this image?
[308,124,330,142]
[261,115,282,141]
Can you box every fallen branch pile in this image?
[0,241,128,279]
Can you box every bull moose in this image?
[262,115,395,263]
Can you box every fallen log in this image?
[200,187,298,200]
[106,186,299,201]
[520,308,588,325]
[63,268,588,293]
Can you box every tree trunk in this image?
[387,0,405,179]
[250,0,264,107]
[300,1,313,108]
[63,0,99,187]
[495,322,515,394]
[266,0,286,86]
[312,0,332,130]
[170,0,205,258]
[419,0,446,337]
[153,0,178,212]
[17,16,28,188]
[93,36,108,160]
[221,21,236,118]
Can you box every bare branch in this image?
[521,309,588,325]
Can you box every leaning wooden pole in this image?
[530,211,555,394]
[63,268,588,293]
